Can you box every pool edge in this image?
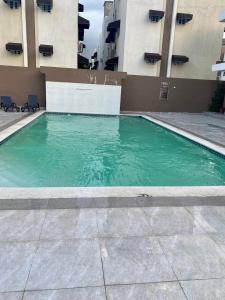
[0,110,45,145]
[0,112,225,207]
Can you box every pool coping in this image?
[0,110,45,144]
[0,111,225,209]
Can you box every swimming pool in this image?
[0,113,225,187]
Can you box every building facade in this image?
[212,9,225,81]
[99,0,225,80]
[0,0,89,69]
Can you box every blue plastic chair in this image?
[0,96,20,112]
[21,95,40,112]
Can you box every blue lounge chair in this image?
[0,96,20,112]
[21,95,40,112]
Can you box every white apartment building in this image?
[212,9,225,81]
[0,0,89,69]
[99,0,225,80]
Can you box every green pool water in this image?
[0,113,225,187]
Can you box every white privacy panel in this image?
[46,81,121,115]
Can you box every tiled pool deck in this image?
[146,112,225,147]
[1,112,225,299]
[1,207,225,299]
[0,110,29,132]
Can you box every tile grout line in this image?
[96,210,108,300]
[22,210,47,299]
[157,237,188,300]
[21,241,39,300]
[4,277,225,295]
[0,231,216,244]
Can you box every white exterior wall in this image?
[0,0,27,67]
[100,0,166,76]
[170,0,225,80]
[35,0,78,68]
[122,0,166,76]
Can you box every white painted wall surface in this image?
[46,82,122,115]
[122,0,166,76]
[35,0,78,68]
[171,0,225,80]
[0,0,25,66]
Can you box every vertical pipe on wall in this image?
[166,0,178,78]
[25,0,36,68]
[21,0,28,67]
[160,0,175,78]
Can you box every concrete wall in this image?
[42,67,126,115]
[34,0,78,68]
[46,82,122,115]
[0,66,218,113]
[41,67,127,85]
[0,66,46,106]
[170,0,225,80]
[121,75,217,112]
[122,0,166,76]
[0,0,26,67]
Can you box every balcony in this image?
[106,20,120,43]
[36,0,53,12]
[78,16,90,30]
[149,10,164,23]
[6,43,23,54]
[3,0,21,9]
[78,54,89,69]
[105,56,119,71]
[172,55,189,65]
[78,16,90,41]
[176,13,193,25]
[144,53,161,64]
[91,52,97,60]
[91,61,99,70]
[39,45,53,56]
[106,31,116,43]
[78,3,84,12]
